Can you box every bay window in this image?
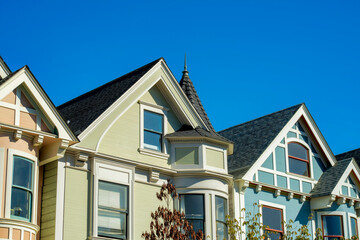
[322,215,344,240]
[98,181,128,239]
[180,194,205,234]
[215,196,227,240]
[262,205,284,240]
[288,142,309,177]
[11,156,34,222]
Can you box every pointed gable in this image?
[219,104,302,178]
[57,58,162,135]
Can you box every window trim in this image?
[93,160,134,240]
[259,200,286,238]
[321,215,344,239]
[317,211,347,239]
[215,195,228,240]
[139,102,169,159]
[5,149,38,224]
[349,213,359,238]
[287,142,310,177]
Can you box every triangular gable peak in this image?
[310,158,360,209]
[68,59,212,150]
[239,104,336,194]
[0,66,77,142]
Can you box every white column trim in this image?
[55,157,66,240]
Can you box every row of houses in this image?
[0,56,358,240]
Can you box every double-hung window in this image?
[351,217,358,238]
[180,194,205,234]
[98,181,128,239]
[322,215,344,240]
[143,110,164,152]
[262,205,284,240]
[215,196,227,240]
[288,142,310,177]
[11,156,34,222]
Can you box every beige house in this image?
[0,57,233,240]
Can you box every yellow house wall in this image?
[78,67,201,150]
[97,86,182,168]
[63,167,89,240]
[134,182,172,239]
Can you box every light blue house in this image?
[220,104,360,239]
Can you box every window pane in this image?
[289,158,309,176]
[188,219,204,235]
[262,206,282,231]
[13,156,33,189]
[144,131,162,151]
[341,186,349,196]
[288,143,308,160]
[144,110,163,133]
[11,187,31,221]
[216,222,227,240]
[99,181,128,211]
[351,217,358,237]
[266,231,281,240]
[180,195,204,219]
[323,215,343,236]
[215,196,227,222]
[98,209,127,239]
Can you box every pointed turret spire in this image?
[179,55,215,132]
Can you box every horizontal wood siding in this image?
[40,161,57,240]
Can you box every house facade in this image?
[0,56,358,240]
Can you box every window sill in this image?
[138,148,169,160]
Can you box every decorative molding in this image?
[75,152,89,167]
[274,189,281,197]
[138,100,169,111]
[349,199,355,207]
[60,139,70,149]
[337,197,346,205]
[149,169,160,183]
[255,185,262,193]
[287,192,294,200]
[300,195,306,203]
[355,202,360,209]
[138,148,169,160]
[33,135,44,147]
[14,129,22,140]
[238,180,249,192]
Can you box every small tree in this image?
[142,180,204,240]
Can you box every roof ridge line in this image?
[57,58,163,109]
[219,103,304,133]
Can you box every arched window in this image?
[288,142,309,177]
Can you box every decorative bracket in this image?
[149,169,160,183]
[75,152,89,167]
[14,130,22,140]
[355,202,360,209]
[274,189,281,198]
[255,185,262,193]
[287,192,294,200]
[33,135,44,147]
[300,195,306,203]
[349,199,355,207]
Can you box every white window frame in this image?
[316,211,347,239]
[5,148,38,224]
[93,160,134,239]
[348,213,359,238]
[259,200,286,236]
[340,175,360,198]
[139,102,169,159]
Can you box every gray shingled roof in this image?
[166,125,232,143]
[57,58,162,135]
[179,67,215,132]
[336,148,360,166]
[310,158,352,198]
[219,104,303,178]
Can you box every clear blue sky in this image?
[1,0,359,155]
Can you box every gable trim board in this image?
[71,59,211,147]
[0,66,77,142]
[223,104,336,181]
[0,56,11,79]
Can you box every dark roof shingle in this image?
[310,158,352,198]
[336,148,360,166]
[166,125,232,143]
[57,58,162,135]
[219,104,303,178]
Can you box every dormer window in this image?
[143,110,164,152]
[288,142,309,177]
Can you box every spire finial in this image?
[183,53,188,75]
